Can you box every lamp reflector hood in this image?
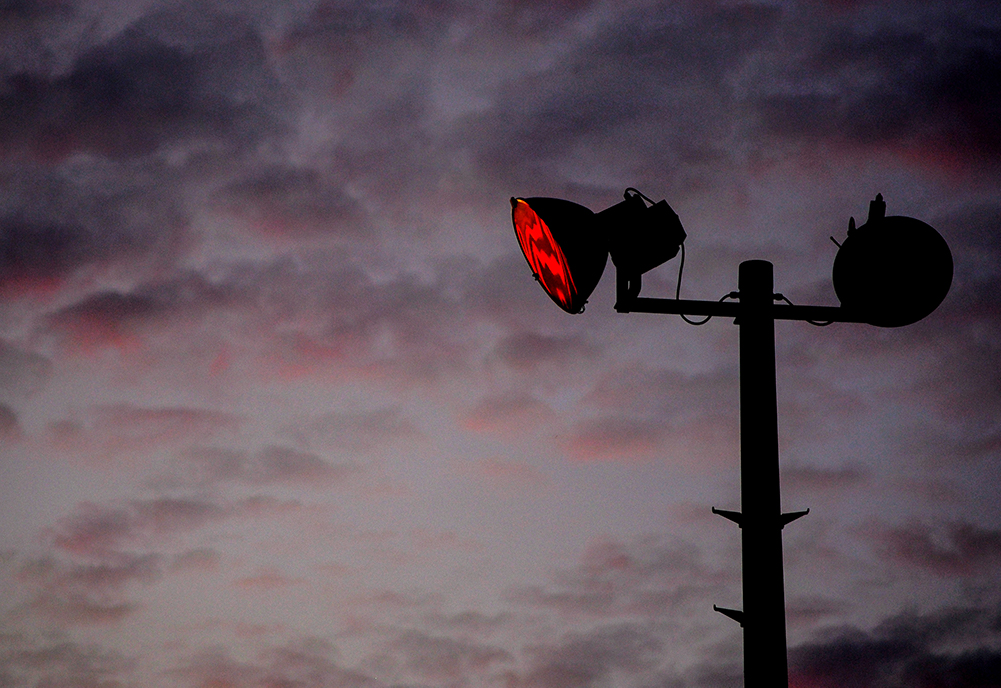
[511,197,608,314]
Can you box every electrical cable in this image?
[624,187,654,204]
[675,243,739,325]
[625,190,738,325]
[774,293,833,326]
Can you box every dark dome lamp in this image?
[832,193,953,327]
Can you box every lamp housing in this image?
[600,192,686,277]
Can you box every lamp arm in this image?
[618,296,867,323]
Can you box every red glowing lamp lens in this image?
[512,198,578,311]
[510,196,607,314]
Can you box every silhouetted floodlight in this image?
[511,189,686,313]
[507,189,953,688]
[833,193,953,327]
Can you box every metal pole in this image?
[738,260,788,687]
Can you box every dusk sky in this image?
[1,1,1000,686]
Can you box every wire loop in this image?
[675,243,739,325]
[775,293,833,326]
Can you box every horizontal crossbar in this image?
[615,297,869,324]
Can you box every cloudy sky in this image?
[0,0,999,686]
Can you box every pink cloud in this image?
[462,394,556,433]
[232,621,287,639]
[461,458,551,489]
[46,404,243,464]
[564,417,665,462]
[234,495,303,517]
[233,568,305,591]
[259,332,352,381]
[409,529,482,553]
[171,548,222,573]
[29,592,136,625]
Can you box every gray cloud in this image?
[211,166,366,239]
[584,365,738,421]
[23,492,296,627]
[0,401,22,441]
[783,463,869,493]
[0,340,51,396]
[41,253,480,384]
[0,0,73,22]
[380,629,513,683]
[786,595,851,628]
[462,253,578,332]
[287,406,419,453]
[41,403,243,460]
[423,609,514,637]
[470,3,781,193]
[516,624,663,688]
[564,415,667,462]
[20,552,161,592]
[171,547,220,572]
[572,365,741,464]
[496,332,600,368]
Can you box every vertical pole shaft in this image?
[738,260,788,688]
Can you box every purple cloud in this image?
[507,536,728,619]
[877,520,1001,577]
[0,13,287,162]
[0,637,135,685]
[790,605,1001,688]
[160,445,358,489]
[49,497,228,558]
[172,640,381,688]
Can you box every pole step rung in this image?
[779,508,810,529]
[713,605,745,627]
[712,506,743,527]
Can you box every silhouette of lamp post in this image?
[510,190,952,688]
